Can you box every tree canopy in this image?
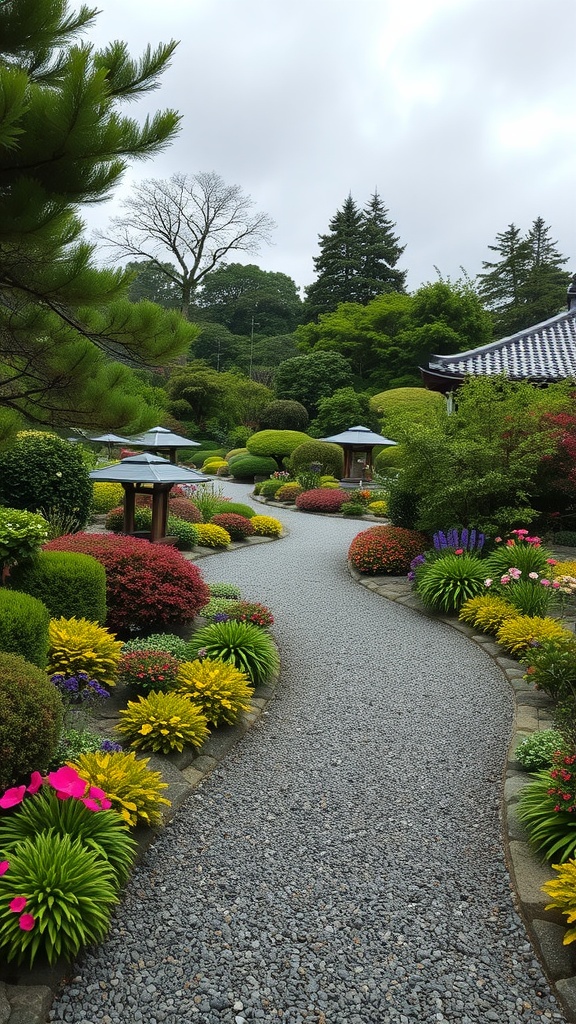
[196,263,303,337]
[273,351,354,417]
[0,0,195,435]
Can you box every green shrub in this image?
[229,456,279,480]
[484,538,552,579]
[246,429,310,461]
[517,760,576,862]
[522,637,576,701]
[226,448,250,464]
[91,482,125,514]
[374,445,405,472]
[496,616,574,657]
[259,479,285,498]
[0,431,92,530]
[201,596,237,621]
[553,532,576,547]
[121,633,191,660]
[0,507,50,572]
[192,483,226,521]
[386,482,420,529]
[0,652,64,790]
[213,501,255,519]
[0,787,136,887]
[259,400,309,431]
[515,730,566,772]
[0,589,50,667]
[341,502,365,517]
[70,750,170,827]
[0,832,118,966]
[208,582,242,599]
[415,553,487,614]
[187,620,280,686]
[48,616,123,687]
[289,439,344,479]
[48,726,113,770]
[116,691,210,754]
[8,551,107,624]
[105,505,152,531]
[175,658,254,726]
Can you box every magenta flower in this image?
[88,785,107,801]
[508,567,522,579]
[26,772,43,795]
[0,785,26,810]
[0,861,9,876]
[47,766,87,800]
[9,897,27,913]
[541,579,551,587]
[18,913,35,931]
[500,575,511,585]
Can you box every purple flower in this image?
[212,612,230,623]
[100,739,122,753]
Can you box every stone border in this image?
[347,563,576,1023]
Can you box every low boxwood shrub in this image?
[210,513,254,540]
[70,750,171,827]
[348,526,428,576]
[496,615,574,657]
[289,439,344,479]
[195,523,231,548]
[0,589,50,668]
[175,658,254,726]
[295,488,348,513]
[458,594,517,634]
[259,479,285,499]
[45,533,210,632]
[91,482,125,514]
[515,730,566,772]
[48,616,123,687]
[0,652,64,790]
[209,582,242,598]
[8,551,107,624]
[249,515,283,538]
[213,501,255,519]
[229,456,279,480]
[117,650,182,695]
[187,620,280,686]
[341,502,366,517]
[415,553,488,615]
[275,483,304,503]
[116,691,210,754]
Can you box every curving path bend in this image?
[48,482,567,1024]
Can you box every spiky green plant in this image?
[0,832,118,966]
[176,658,254,726]
[0,788,136,887]
[187,620,280,686]
[415,553,487,614]
[70,750,170,827]
[516,769,576,863]
[116,691,209,754]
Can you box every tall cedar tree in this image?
[477,218,571,337]
[303,192,405,322]
[0,0,195,435]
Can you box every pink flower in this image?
[547,558,558,566]
[484,578,493,587]
[500,575,511,585]
[508,567,522,579]
[454,548,464,555]
[541,579,551,587]
[552,581,561,589]
[47,766,87,800]
[0,786,26,810]
[18,914,35,931]
[495,537,502,543]
[0,861,9,876]
[26,772,43,795]
[88,786,107,801]
[9,897,27,913]
[528,572,539,580]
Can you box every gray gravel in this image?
[48,483,567,1024]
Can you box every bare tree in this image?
[97,171,276,318]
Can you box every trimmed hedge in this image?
[229,456,278,480]
[0,652,64,790]
[210,513,255,540]
[289,439,344,479]
[246,430,310,460]
[0,589,51,668]
[8,551,107,624]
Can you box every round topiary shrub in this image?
[374,445,405,473]
[210,513,255,540]
[259,479,285,498]
[246,430,310,461]
[229,456,279,480]
[0,431,92,529]
[275,483,304,503]
[195,523,231,548]
[213,501,256,519]
[348,526,428,575]
[0,651,64,789]
[226,448,250,464]
[295,488,348,513]
[259,400,310,432]
[7,551,107,624]
[0,590,50,668]
[289,440,344,479]
[249,515,283,538]
[91,482,125,514]
[44,533,210,633]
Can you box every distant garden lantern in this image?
[127,426,201,464]
[89,453,209,543]
[89,433,134,459]
[320,425,397,481]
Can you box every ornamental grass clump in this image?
[116,691,209,755]
[175,658,254,726]
[0,833,118,966]
[458,594,517,634]
[484,530,553,579]
[517,753,576,863]
[48,616,123,688]
[187,620,280,686]
[496,615,573,657]
[70,750,170,827]
[415,553,487,615]
[348,526,428,576]
[515,730,566,772]
[542,861,576,944]
[249,515,283,538]
[117,650,182,695]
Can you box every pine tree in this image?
[477,219,570,336]
[358,191,406,302]
[0,0,195,434]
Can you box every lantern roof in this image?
[89,452,209,484]
[128,425,201,449]
[89,433,133,444]
[321,425,397,446]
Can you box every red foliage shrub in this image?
[295,488,348,513]
[45,533,209,632]
[348,526,428,575]
[134,494,203,522]
[210,513,255,540]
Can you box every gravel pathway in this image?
[48,483,567,1024]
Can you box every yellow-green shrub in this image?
[459,595,517,634]
[69,750,171,827]
[367,500,388,516]
[175,658,254,726]
[195,523,231,548]
[496,615,574,657]
[116,690,209,754]
[48,616,123,687]
[542,861,576,944]
[552,561,576,579]
[320,475,340,489]
[91,482,124,513]
[202,459,228,474]
[250,515,283,538]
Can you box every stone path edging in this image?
[346,561,576,1023]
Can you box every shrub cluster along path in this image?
[48,483,567,1024]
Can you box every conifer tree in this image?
[358,191,406,301]
[0,0,195,434]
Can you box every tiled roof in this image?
[421,308,576,386]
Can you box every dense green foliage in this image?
[0,652,63,789]
[289,439,344,478]
[259,400,310,431]
[0,432,92,528]
[0,589,50,667]
[8,551,107,623]
[414,553,487,614]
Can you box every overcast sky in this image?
[84,0,576,296]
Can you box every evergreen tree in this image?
[358,191,406,301]
[0,0,195,434]
[477,219,570,336]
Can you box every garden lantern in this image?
[320,425,397,481]
[126,426,201,464]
